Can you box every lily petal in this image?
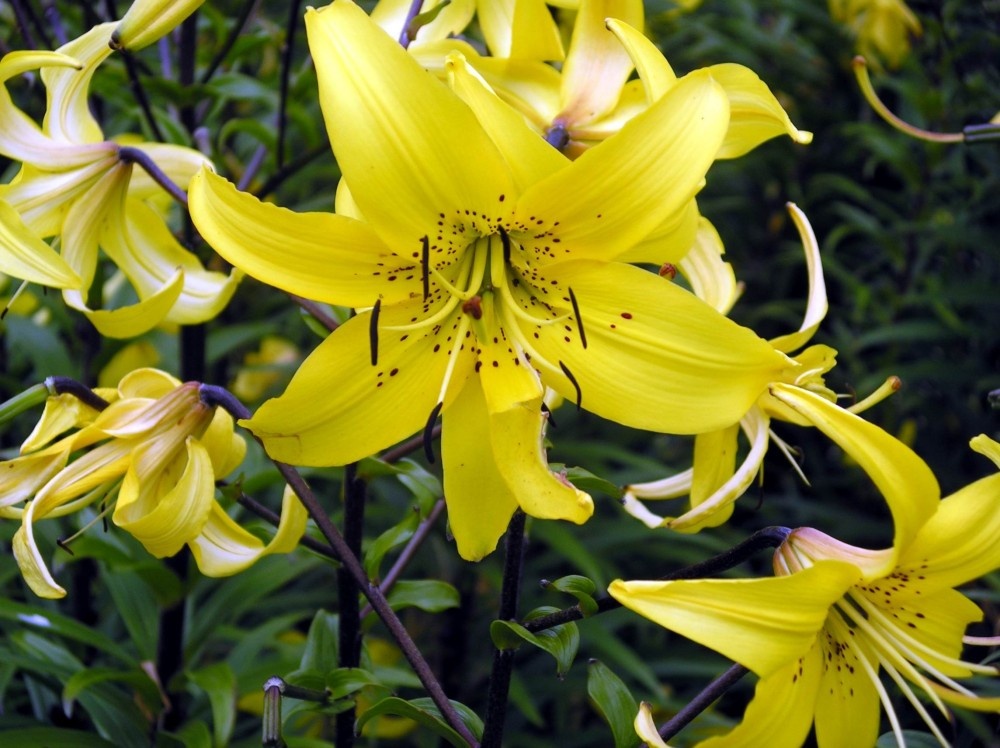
[370,0,474,44]
[0,200,81,288]
[190,168,412,308]
[189,486,308,575]
[558,0,643,125]
[696,649,823,748]
[247,300,476,466]
[517,70,728,261]
[677,216,740,315]
[113,437,215,558]
[528,263,788,434]
[768,204,826,353]
[605,18,677,102]
[609,561,860,677]
[304,1,511,255]
[813,614,881,748]
[478,0,564,60]
[445,53,568,191]
[767,384,939,572]
[66,269,185,339]
[706,63,813,159]
[442,375,521,560]
[42,24,113,146]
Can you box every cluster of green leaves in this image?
[0,1,996,746]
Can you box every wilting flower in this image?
[0,24,240,337]
[2,369,305,599]
[829,0,922,69]
[189,0,797,560]
[611,436,1000,747]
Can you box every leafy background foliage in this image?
[0,0,997,745]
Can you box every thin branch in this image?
[522,526,792,633]
[117,146,188,205]
[481,512,527,748]
[234,489,340,561]
[380,425,442,464]
[359,499,446,618]
[290,295,340,333]
[336,463,365,748]
[200,385,479,747]
[253,143,329,198]
[276,0,305,170]
[199,0,261,84]
[659,663,749,740]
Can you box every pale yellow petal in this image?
[112,0,206,51]
[677,216,740,315]
[0,201,81,288]
[768,204,827,353]
[43,24,114,145]
[478,0,564,60]
[189,486,307,575]
[605,18,677,102]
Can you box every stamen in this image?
[847,376,901,414]
[498,225,512,265]
[423,401,443,464]
[1,278,30,319]
[541,401,557,429]
[369,299,381,366]
[567,287,587,349]
[769,430,810,486]
[421,235,430,301]
[559,360,582,410]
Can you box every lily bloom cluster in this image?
[189,0,819,561]
[614,434,1000,747]
[0,369,306,599]
[0,17,239,337]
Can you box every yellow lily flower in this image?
[189,0,792,560]
[829,0,922,70]
[0,24,241,338]
[2,369,305,599]
[610,439,1000,747]
[230,336,300,403]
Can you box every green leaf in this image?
[364,510,420,580]
[355,696,483,747]
[103,570,162,661]
[385,580,460,614]
[0,728,117,747]
[490,611,579,677]
[550,464,623,499]
[541,575,599,617]
[187,663,236,748]
[876,732,942,748]
[357,457,442,513]
[587,659,640,748]
[62,668,161,715]
[299,610,340,674]
[0,600,133,663]
[326,667,381,700]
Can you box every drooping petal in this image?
[767,384,939,572]
[12,520,67,599]
[188,486,307,575]
[21,392,105,453]
[608,561,859,677]
[113,437,215,558]
[517,71,728,262]
[0,445,72,510]
[706,63,813,159]
[677,216,740,314]
[43,24,113,146]
[768,204,827,353]
[112,0,206,51]
[490,400,593,524]
[696,648,823,748]
[557,0,643,126]
[247,299,476,466]
[633,702,671,748]
[442,375,521,560]
[478,0,564,60]
[198,409,247,479]
[190,168,416,307]
[669,409,771,532]
[527,262,788,434]
[0,51,107,167]
[305,1,512,255]
[445,53,568,191]
[66,270,185,339]
[897,473,1000,594]
[605,18,677,102]
[0,200,81,288]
